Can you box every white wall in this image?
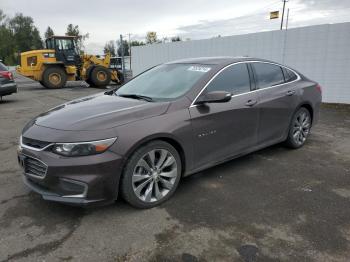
[132,22,350,104]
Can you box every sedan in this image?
[17,57,322,208]
[0,61,17,99]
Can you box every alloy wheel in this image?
[292,110,311,146]
[132,149,178,203]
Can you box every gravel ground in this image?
[0,73,349,262]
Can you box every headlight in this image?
[52,138,117,157]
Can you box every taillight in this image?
[0,71,13,80]
[316,84,322,93]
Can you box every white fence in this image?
[131,22,350,104]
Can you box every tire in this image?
[120,141,182,208]
[117,71,124,84]
[42,67,67,89]
[85,66,94,86]
[90,66,111,87]
[85,78,93,86]
[285,107,312,149]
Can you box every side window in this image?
[283,68,298,82]
[253,63,285,89]
[206,63,251,95]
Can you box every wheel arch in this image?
[41,63,66,78]
[43,62,65,69]
[296,102,314,124]
[121,133,187,177]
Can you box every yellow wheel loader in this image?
[16,36,123,89]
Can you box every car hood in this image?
[34,93,170,131]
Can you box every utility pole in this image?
[280,0,288,30]
[120,34,126,78]
[128,33,131,71]
[286,8,290,30]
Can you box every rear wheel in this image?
[85,78,93,86]
[285,107,312,148]
[117,71,124,84]
[90,66,111,87]
[85,66,94,86]
[120,141,182,208]
[42,67,67,89]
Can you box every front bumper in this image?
[18,146,124,207]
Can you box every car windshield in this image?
[115,64,212,101]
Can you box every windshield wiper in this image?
[118,94,153,102]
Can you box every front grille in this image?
[24,157,47,178]
[22,137,51,150]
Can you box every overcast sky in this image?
[2,0,350,54]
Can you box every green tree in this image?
[171,36,182,42]
[0,10,43,65]
[0,10,15,64]
[44,26,54,39]
[65,24,89,53]
[117,40,129,56]
[130,40,145,47]
[0,9,6,22]
[103,40,116,56]
[9,13,43,62]
[146,31,159,44]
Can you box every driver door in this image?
[189,63,259,169]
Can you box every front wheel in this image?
[120,141,182,208]
[285,107,312,148]
[90,66,111,87]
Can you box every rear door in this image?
[251,62,299,145]
[189,63,259,169]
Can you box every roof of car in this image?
[166,56,267,65]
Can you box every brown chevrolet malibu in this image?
[18,57,322,208]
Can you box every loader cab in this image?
[45,36,81,66]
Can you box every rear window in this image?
[253,62,285,89]
[283,68,298,82]
[0,62,8,71]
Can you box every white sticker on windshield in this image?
[187,66,211,73]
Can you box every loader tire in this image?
[42,67,67,89]
[85,78,93,86]
[117,71,124,84]
[85,66,94,86]
[90,66,111,87]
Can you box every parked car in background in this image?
[17,57,322,208]
[0,61,17,99]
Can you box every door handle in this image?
[286,90,296,96]
[245,99,257,107]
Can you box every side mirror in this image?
[196,91,232,104]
